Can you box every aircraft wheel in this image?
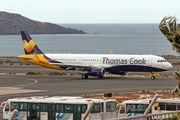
[151,76,155,80]
[81,74,88,79]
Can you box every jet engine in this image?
[87,68,106,78]
[109,71,128,75]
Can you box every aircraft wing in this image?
[49,62,106,71]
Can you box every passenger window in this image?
[106,102,117,112]
[177,104,180,110]
[81,104,87,113]
[20,102,27,111]
[5,105,9,111]
[11,102,19,111]
[91,104,101,113]
[166,103,176,110]
[155,102,165,110]
[40,103,47,112]
[32,104,37,110]
[65,104,73,113]
[120,107,125,113]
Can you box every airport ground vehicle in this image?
[118,99,150,117]
[1,96,117,120]
[118,97,180,117]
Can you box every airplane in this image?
[18,31,172,80]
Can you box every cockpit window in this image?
[157,60,167,62]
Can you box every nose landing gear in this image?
[151,75,156,80]
[150,72,156,80]
[150,72,161,80]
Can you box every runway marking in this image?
[0,87,46,95]
[15,78,38,87]
[2,76,38,87]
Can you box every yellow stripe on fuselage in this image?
[18,54,65,70]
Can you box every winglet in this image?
[109,50,113,54]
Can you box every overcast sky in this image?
[1,0,180,23]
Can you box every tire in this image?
[81,74,88,79]
[151,76,155,80]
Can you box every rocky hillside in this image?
[0,12,85,34]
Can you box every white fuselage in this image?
[44,54,172,72]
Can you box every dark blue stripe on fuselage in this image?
[44,55,61,63]
[106,65,166,72]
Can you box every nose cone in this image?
[166,62,173,70]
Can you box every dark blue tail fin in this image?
[21,31,43,54]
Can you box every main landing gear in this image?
[81,74,104,79]
[81,73,88,79]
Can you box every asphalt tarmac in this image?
[0,71,177,101]
[0,62,179,120]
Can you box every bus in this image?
[118,97,180,117]
[152,98,180,113]
[118,99,150,117]
[1,96,117,120]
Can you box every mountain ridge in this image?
[0,11,85,35]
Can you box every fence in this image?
[113,110,180,120]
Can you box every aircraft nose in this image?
[166,62,173,70]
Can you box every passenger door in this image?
[147,57,152,67]
[48,104,55,120]
[73,105,82,120]
[27,103,40,120]
[118,106,126,117]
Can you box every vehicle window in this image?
[20,102,27,111]
[166,103,176,111]
[5,105,9,111]
[91,104,101,113]
[40,103,47,112]
[32,103,36,110]
[11,102,19,111]
[106,102,117,112]
[177,104,180,110]
[126,104,148,113]
[120,107,125,113]
[155,102,165,110]
[64,104,73,113]
[81,104,87,113]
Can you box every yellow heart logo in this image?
[22,39,36,53]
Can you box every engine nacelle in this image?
[109,71,128,75]
[87,68,105,77]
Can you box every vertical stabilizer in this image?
[21,31,43,54]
